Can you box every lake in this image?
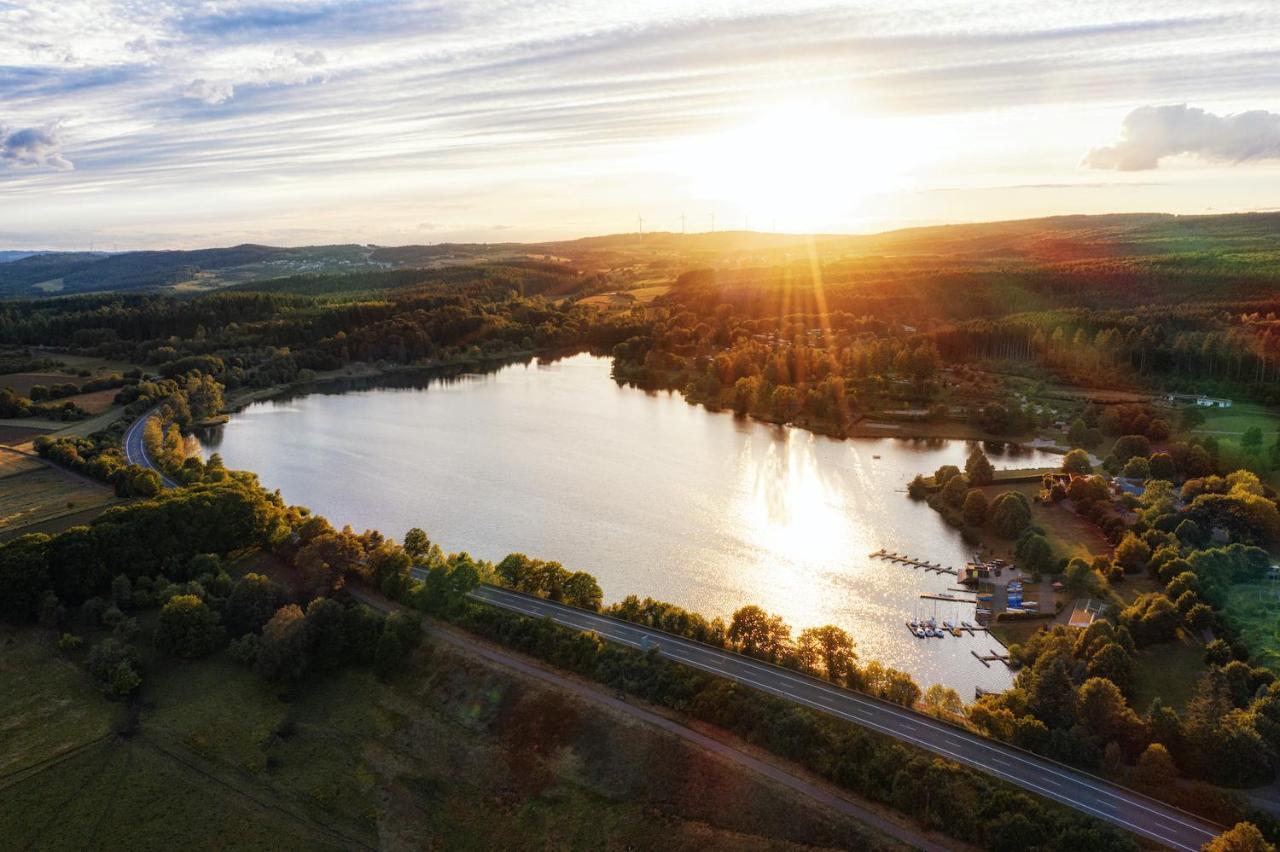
[201,353,1062,695]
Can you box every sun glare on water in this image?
[680,103,923,230]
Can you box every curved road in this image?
[468,584,1222,851]
[122,406,179,489]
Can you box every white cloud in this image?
[1,124,73,170]
[1085,104,1280,170]
[181,78,236,105]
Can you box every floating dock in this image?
[869,549,957,576]
[920,593,978,604]
[970,648,1013,668]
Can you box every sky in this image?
[3,0,1280,250]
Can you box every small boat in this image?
[942,621,954,630]
[872,454,881,459]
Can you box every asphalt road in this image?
[469,584,1222,851]
[122,406,179,489]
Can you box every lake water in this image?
[202,353,1061,695]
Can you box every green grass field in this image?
[1224,583,1280,671]
[1129,635,1206,713]
[2,628,905,851]
[1193,403,1280,438]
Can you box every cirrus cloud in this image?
[1,123,73,171]
[1085,104,1280,171]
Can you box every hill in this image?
[2,211,1278,299]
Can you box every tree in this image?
[305,597,348,669]
[86,638,141,698]
[563,571,603,610]
[1109,434,1152,468]
[729,605,791,661]
[1114,532,1151,574]
[1076,677,1143,748]
[403,527,430,558]
[907,474,929,500]
[1121,593,1180,646]
[256,604,311,682]
[1134,742,1177,787]
[1122,456,1150,480]
[1015,532,1053,574]
[1149,452,1176,482]
[1064,558,1103,596]
[990,492,1031,539]
[225,572,281,635]
[965,447,995,485]
[940,472,970,507]
[1203,822,1274,852]
[155,594,224,658]
[1176,518,1207,547]
[933,465,962,487]
[962,490,988,527]
[796,625,857,683]
[1087,642,1135,695]
[1062,448,1092,476]
[1067,418,1089,449]
[922,683,964,717]
[1242,427,1265,452]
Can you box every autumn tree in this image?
[796,625,857,683]
[1203,822,1274,852]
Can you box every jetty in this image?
[868,549,957,576]
[970,648,1013,668]
[920,593,977,604]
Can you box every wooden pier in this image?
[868,549,958,576]
[920,593,977,604]
[970,648,1013,668]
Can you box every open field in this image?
[0,630,118,779]
[1225,582,1280,671]
[0,464,121,538]
[43,352,140,377]
[1129,635,1206,713]
[0,423,52,445]
[1192,402,1280,438]
[1,628,907,852]
[60,388,121,414]
[0,372,75,395]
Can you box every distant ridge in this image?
[1,211,1277,299]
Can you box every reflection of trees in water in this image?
[743,431,844,529]
[896,437,948,451]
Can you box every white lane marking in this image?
[474,590,1212,847]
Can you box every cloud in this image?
[1085,104,1280,170]
[1,124,73,170]
[181,78,235,105]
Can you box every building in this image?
[1163,392,1232,409]
[1069,598,1107,629]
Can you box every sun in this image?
[681,103,913,230]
